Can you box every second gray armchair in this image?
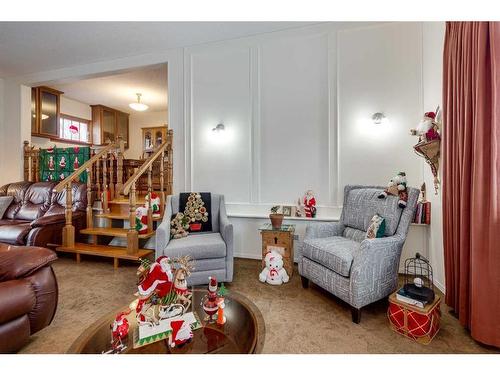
[299,185,419,323]
[155,193,234,286]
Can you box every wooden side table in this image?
[259,223,295,278]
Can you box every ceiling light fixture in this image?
[129,93,149,112]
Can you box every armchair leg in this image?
[301,276,309,289]
[351,307,361,324]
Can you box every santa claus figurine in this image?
[135,206,148,234]
[169,319,193,348]
[303,190,317,218]
[103,310,130,353]
[137,256,174,299]
[202,277,219,322]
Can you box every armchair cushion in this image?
[342,187,402,236]
[302,236,360,277]
[0,244,58,282]
[165,232,226,260]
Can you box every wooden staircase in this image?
[53,130,173,268]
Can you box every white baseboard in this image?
[433,279,446,294]
[233,252,261,260]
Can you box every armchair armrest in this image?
[349,235,405,307]
[155,196,174,258]
[0,244,57,282]
[303,221,345,241]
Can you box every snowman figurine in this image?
[259,250,289,285]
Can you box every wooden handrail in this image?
[54,142,116,193]
[121,141,169,195]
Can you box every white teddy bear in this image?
[259,250,289,285]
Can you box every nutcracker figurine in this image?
[303,190,317,218]
[202,277,219,322]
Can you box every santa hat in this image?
[424,111,436,119]
[208,276,217,292]
[170,320,191,347]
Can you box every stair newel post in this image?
[62,184,75,248]
[116,137,124,199]
[147,165,153,234]
[127,182,139,255]
[102,152,108,213]
[86,166,93,229]
[167,130,173,195]
[159,150,165,217]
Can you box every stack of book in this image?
[395,287,428,308]
[413,200,431,224]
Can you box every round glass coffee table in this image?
[67,289,265,354]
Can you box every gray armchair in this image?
[155,193,233,286]
[299,185,419,323]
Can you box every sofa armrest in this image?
[30,211,85,228]
[155,196,174,258]
[303,222,345,241]
[0,245,57,282]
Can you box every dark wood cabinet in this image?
[91,105,129,148]
[31,86,63,138]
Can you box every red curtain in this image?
[443,21,500,348]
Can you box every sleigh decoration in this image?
[131,255,202,349]
[410,107,442,194]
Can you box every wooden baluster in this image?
[102,153,108,213]
[86,166,93,229]
[62,184,75,249]
[159,150,165,217]
[109,153,115,200]
[96,151,101,200]
[147,165,153,234]
[116,136,124,198]
[35,149,40,182]
[23,141,31,181]
[127,182,138,255]
[167,146,173,195]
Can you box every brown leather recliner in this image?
[0,181,87,247]
[0,243,58,353]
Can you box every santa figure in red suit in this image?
[137,256,174,299]
[111,311,130,343]
[303,190,317,218]
[169,319,193,348]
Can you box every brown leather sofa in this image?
[0,243,58,353]
[0,181,87,248]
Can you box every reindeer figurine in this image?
[172,255,194,311]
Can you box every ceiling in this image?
[0,22,319,77]
[52,64,168,113]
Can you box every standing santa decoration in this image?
[303,190,317,218]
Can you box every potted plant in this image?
[269,205,284,229]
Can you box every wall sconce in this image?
[371,112,386,125]
[212,123,225,132]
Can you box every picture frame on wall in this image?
[282,206,292,216]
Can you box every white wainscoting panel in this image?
[189,47,253,203]
[259,34,330,205]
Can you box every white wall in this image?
[422,22,446,292]
[125,110,168,159]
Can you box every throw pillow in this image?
[0,196,13,219]
[366,213,386,239]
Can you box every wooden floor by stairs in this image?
[55,195,161,268]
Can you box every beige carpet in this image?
[20,256,498,354]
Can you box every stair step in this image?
[80,227,155,239]
[96,213,163,221]
[109,198,147,205]
[56,243,153,261]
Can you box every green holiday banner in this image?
[39,146,91,183]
